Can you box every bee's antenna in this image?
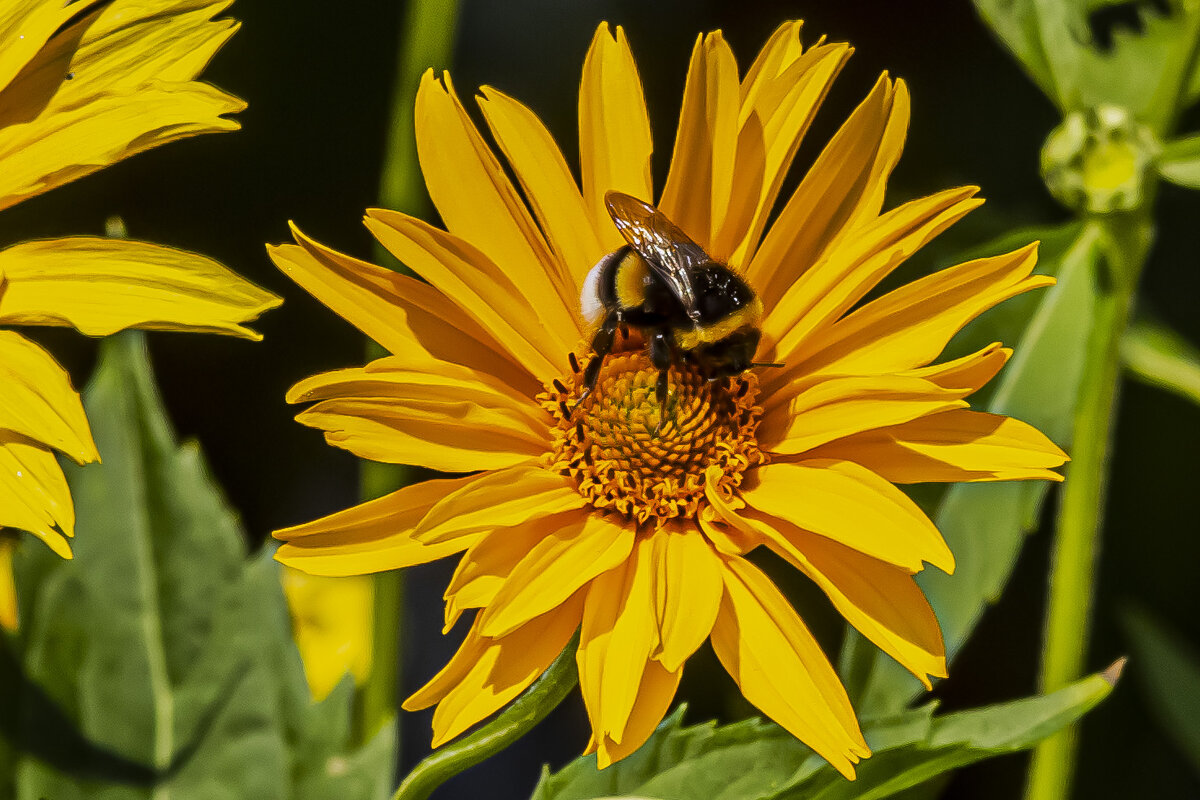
[751,361,785,369]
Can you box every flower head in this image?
[271,21,1067,776]
[0,0,279,629]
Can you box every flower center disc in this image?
[540,345,765,525]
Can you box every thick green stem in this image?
[392,633,580,800]
[355,0,461,751]
[1025,216,1149,800]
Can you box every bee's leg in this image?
[575,311,618,412]
[649,329,673,433]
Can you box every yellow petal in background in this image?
[0,532,17,631]
[0,237,279,340]
[712,557,868,779]
[579,23,653,250]
[0,330,98,463]
[0,436,74,557]
[281,566,373,701]
[0,81,243,212]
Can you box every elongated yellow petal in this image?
[270,226,537,395]
[415,465,584,545]
[658,30,740,248]
[0,0,107,97]
[903,342,1012,392]
[0,533,16,630]
[413,71,579,347]
[651,525,722,672]
[366,209,569,382]
[296,397,544,473]
[746,508,946,686]
[274,475,481,576]
[712,557,868,779]
[759,374,970,455]
[0,237,278,339]
[798,244,1051,376]
[747,74,905,309]
[579,23,653,250]
[763,187,982,362]
[0,81,242,211]
[714,40,851,265]
[0,331,97,463]
[814,408,1068,484]
[478,86,603,294]
[742,459,954,572]
[282,566,373,700]
[595,659,682,768]
[407,591,583,746]
[0,436,73,557]
[479,513,634,637]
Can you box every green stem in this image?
[1025,215,1149,800]
[354,0,461,750]
[392,633,580,800]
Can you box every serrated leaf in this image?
[6,332,390,799]
[858,225,1101,713]
[1119,606,1200,778]
[1121,315,1200,405]
[531,672,1115,800]
[1157,134,1200,187]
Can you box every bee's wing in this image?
[604,191,707,320]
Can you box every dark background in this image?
[4,0,1199,797]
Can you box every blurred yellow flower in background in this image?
[282,566,374,700]
[270,21,1067,775]
[0,0,279,630]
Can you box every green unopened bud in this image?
[1041,105,1159,214]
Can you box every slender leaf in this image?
[1122,315,1200,405]
[1157,134,1200,187]
[859,225,1101,713]
[531,670,1117,800]
[7,332,391,800]
[1120,606,1200,778]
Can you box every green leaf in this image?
[973,0,1200,130]
[531,671,1117,800]
[1157,134,1200,187]
[1121,315,1200,405]
[858,225,1101,714]
[6,332,391,800]
[1119,606,1200,778]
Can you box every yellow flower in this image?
[270,22,1067,776]
[281,566,373,701]
[0,0,279,629]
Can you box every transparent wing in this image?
[604,191,709,319]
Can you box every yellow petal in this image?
[815,408,1068,484]
[759,374,970,455]
[281,566,373,700]
[595,659,681,768]
[747,74,906,310]
[270,225,537,396]
[0,0,107,98]
[408,591,583,746]
[651,525,722,672]
[274,475,481,576]
[479,513,634,638]
[797,244,1051,376]
[715,40,852,265]
[0,330,97,463]
[0,436,73,557]
[442,511,578,631]
[295,394,545,473]
[903,342,1012,393]
[712,557,868,779]
[742,460,954,572]
[658,30,740,248]
[579,23,653,250]
[0,81,242,211]
[365,209,568,382]
[415,465,584,545]
[413,70,579,348]
[477,86,604,294]
[746,509,946,687]
[0,237,278,339]
[762,186,982,362]
[1,532,18,630]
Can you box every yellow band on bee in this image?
[674,297,763,349]
[614,252,651,309]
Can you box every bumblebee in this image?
[577,191,770,412]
